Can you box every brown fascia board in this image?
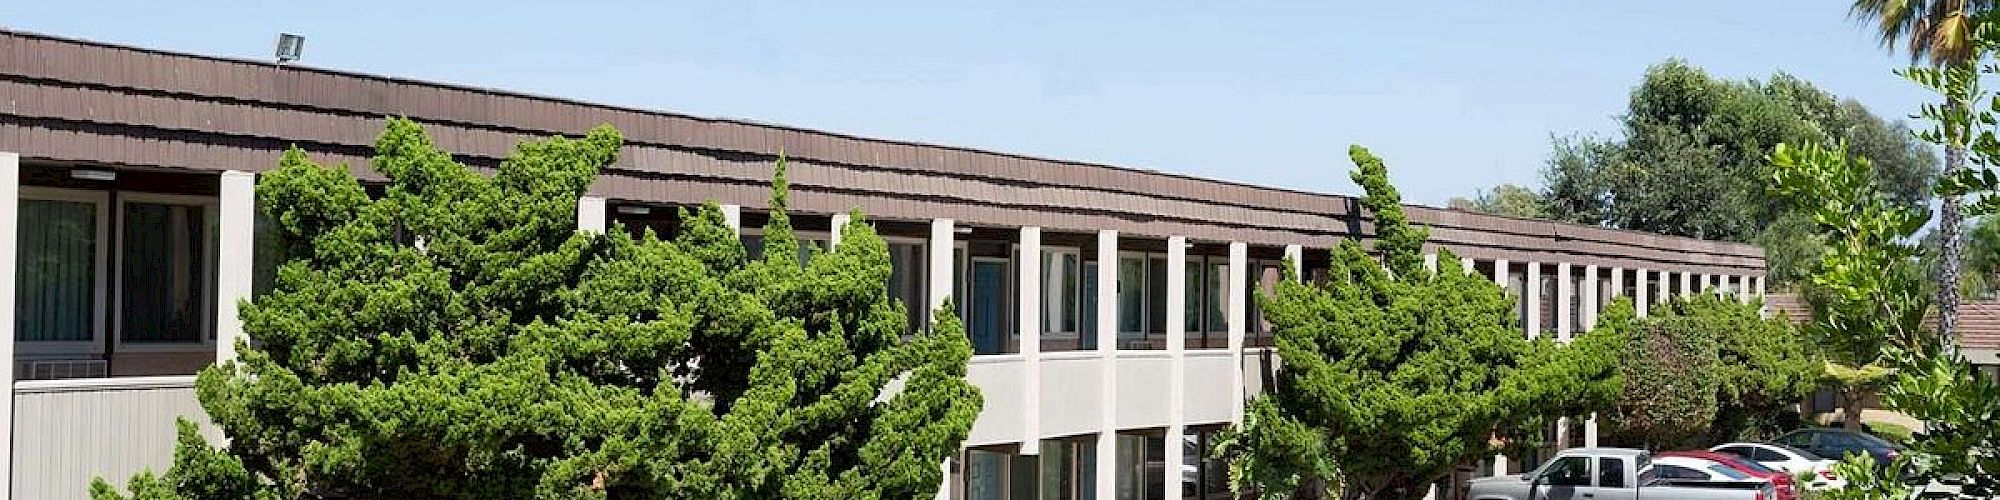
[0,28,1763,271]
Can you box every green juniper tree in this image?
[1215,146,1619,500]
[92,118,981,499]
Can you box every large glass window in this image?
[1043,249,1081,337]
[1082,261,1098,349]
[17,197,101,343]
[121,201,211,343]
[1183,259,1202,335]
[1040,437,1097,500]
[1115,432,1166,500]
[966,449,1008,500]
[887,240,927,334]
[1205,261,1227,337]
[1184,429,1232,499]
[1118,256,1146,344]
[1146,256,1167,339]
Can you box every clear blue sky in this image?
[0,0,1929,206]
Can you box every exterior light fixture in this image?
[274,33,304,64]
[954,227,974,235]
[614,205,652,215]
[69,169,116,181]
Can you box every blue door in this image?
[971,260,1007,354]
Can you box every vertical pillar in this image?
[1679,271,1692,299]
[1463,256,1476,273]
[1580,265,1599,334]
[1165,236,1188,495]
[1736,275,1751,304]
[575,195,606,234]
[216,171,256,365]
[1526,263,1541,339]
[1585,414,1600,448]
[1656,270,1670,305]
[1018,227,1042,455]
[1610,267,1624,299]
[1227,242,1248,424]
[928,218,954,500]
[828,212,852,248]
[1424,252,1439,275]
[1095,230,1119,500]
[0,152,19,497]
[1556,263,1572,342]
[1284,244,1303,280]
[1698,273,1710,295]
[721,204,742,236]
[928,219,955,325]
[1635,269,1650,318]
[1494,260,1510,286]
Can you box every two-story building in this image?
[0,29,1766,500]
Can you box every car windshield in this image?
[1846,432,1898,449]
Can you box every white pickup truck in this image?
[1467,448,1777,500]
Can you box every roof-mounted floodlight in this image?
[274,33,304,64]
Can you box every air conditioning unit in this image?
[16,359,108,380]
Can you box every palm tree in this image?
[1851,0,1997,349]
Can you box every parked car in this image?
[1466,448,1777,500]
[1708,443,1843,490]
[1656,451,1798,500]
[1770,428,1903,467]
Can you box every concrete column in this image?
[1737,275,1752,304]
[1635,269,1650,318]
[928,219,954,322]
[828,213,851,248]
[1165,236,1188,496]
[1284,244,1303,280]
[216,171,256,365]
[929,219,955,500]
[1228,242,1248,425]
[1526,263,1542,339]
[1656,270,1670,305]
[1580,265,1599,334]
[1557,416,1572,449]
[1495,257,1516,475]
[575,196,606,234]
[1095,230,1119,500]
[721,204,742,236]
[1585,414,1600,448]
[0,152,18,496]
[1463,256,1476,273]
[1756,275,1766,298]
[1698,273,1711,295]
[1494,260,1510,286]
[1610,267,1624,299]
[1017,227,1042,455]
[1557,263,1573,342]
[1424,252,1439,275]
[1679,271,1692,299]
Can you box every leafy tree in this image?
[1769,141,1931,432]
[1606,316,1719,449]
[1216,145,1617,500]
[92,118,981,499]
[1542,60,1938,286]
[1444,184,1549,219]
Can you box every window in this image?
[120,200,213,343]
[1776,432,1814,448]
[887,240,927,333]
[1042,249,1080,336]
[1598,457,1627,488]
[1118,256,1146,338]
[17,193,106,347]
[1040,437,1096,500]
[740,230,828,265]
[1751,446,1789,462]
[1654,465,1705,480]
[1542,456,1591,487]
[1081,261,1098,348]
[1183,259,1202,335]
[1147,256,1167,337]
[1205,260,1227,335]
[1115,432,1166,500]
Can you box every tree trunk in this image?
[1842,386,1866,431]
[1939,140,1967,353]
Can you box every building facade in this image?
[0,29,1767,499]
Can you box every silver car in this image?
[1467,448,1776,500]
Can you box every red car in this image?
[1657,450,1799,500]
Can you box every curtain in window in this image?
[122,203,207,343]
[17,199,97,342]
